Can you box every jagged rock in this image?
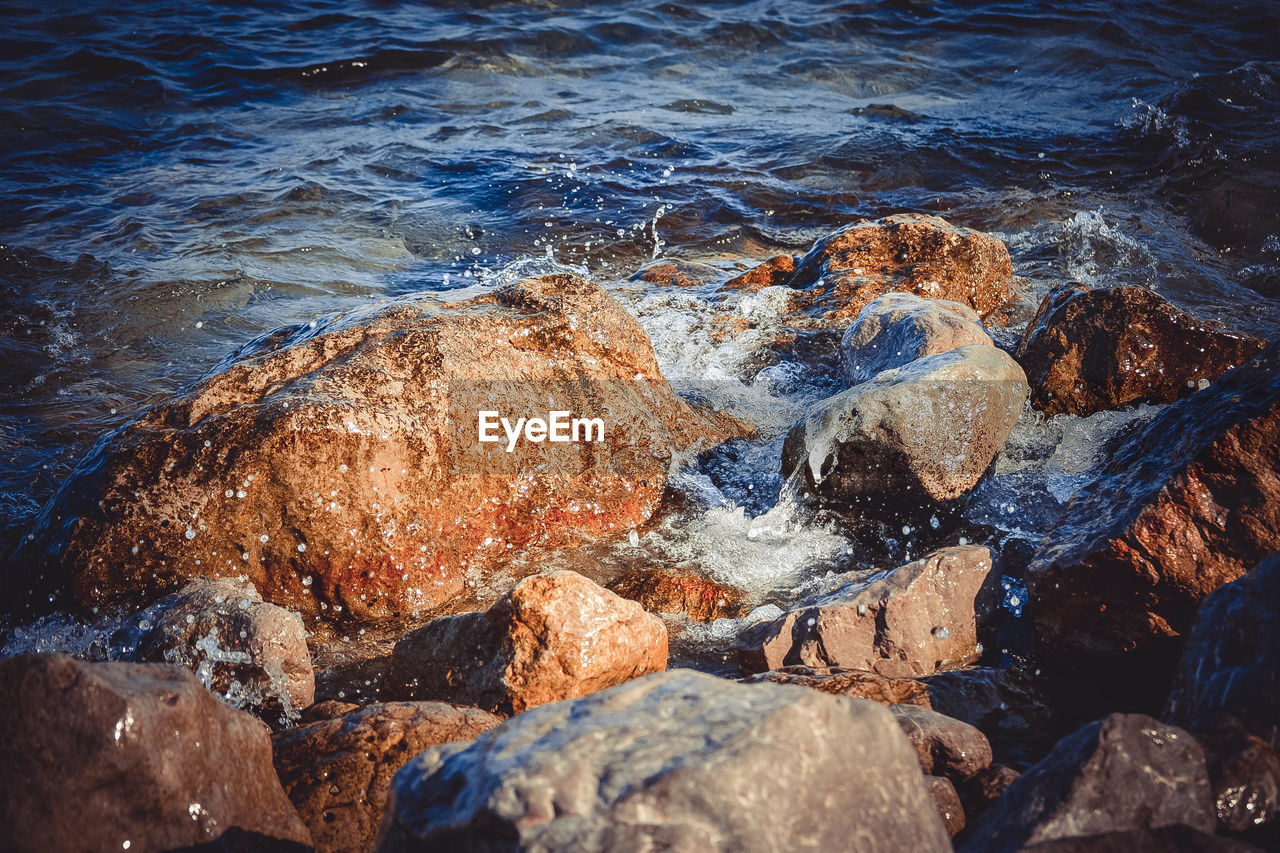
[606,569,747,622]
[0,654,311,853]
[720,254,797,293]
[891,703,993,782]
[389,570,668,715]
[841,292,993,384]
[927,775,967,837]
[742,665,933,708]
[1017,283,1267,416]
[1196,725,1280,835]
[376,669,952,852]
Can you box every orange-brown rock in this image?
[631,258,723,289]
[18,274,742,621]
[741,665,933,708]
[928,775,967,837]
[272,701,500,853]
[1017,283,1267,416]
[607,568,747,622]
[720,254,797,293]
[389,570,668,715]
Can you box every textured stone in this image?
[631,258,723,289]
[927,775,967,837]
[891,703,993,782]
[1195,725,1280,835]
[376,669,951,852]
[720,254,797,293]
[841,292,992,385]
[1017,826,1263,852]
[959,764,1021,817]
[921,667,1057,740]
[742,665,933,708]
[606,568,747,622]
[390,570,668,714]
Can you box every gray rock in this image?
[841,292,992,385]
[1018,825,1264,852]
[891,703,993,782]
[377,669,951,852]
[920,667,1057,740]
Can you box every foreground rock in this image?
[1027,342,1280,670]
[1017,283,1267,416]
[0,654,311,852]
[1018,826,1263,852]
[743,665,932,707]
[390,571,667,714]
[841,292,993,384]
[272,701,500,853]
[738,545,1001,676]
[377,669,951,852]
[890,704,993,782]
[606,568,747,622]
[18,274,741,621]
[961,713,1214,853]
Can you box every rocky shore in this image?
[2,214,1277,852]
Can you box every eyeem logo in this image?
[478,410,606,452]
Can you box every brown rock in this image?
[0,654,311,853]
[631,258,723,289]
[1027,342,1280,670]
[720,254,797,293]
[921,667,1057,740]
[18,274,742,621]
[841,292,993,384]
[272,701,500,853]
[299,700,360,725]
[1017,283,1267,416]
[390,570,668,714]
[1194,725,1280,835]
[742,664,933,708]
[606,568,747,622]
[959,764,1021,816]
[737,545,1001,676]
[891,703,994,782]
[927,775,968,837]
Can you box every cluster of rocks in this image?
[3,214,1278,851]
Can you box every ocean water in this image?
[2,1,1278,654]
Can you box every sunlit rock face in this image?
[16,274,744,622]
[840,292,993,385]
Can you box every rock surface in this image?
[1027,342,1280,668]
[737,545,1001,677]
[891,703,993,782]
[1195,726,1280,835]
[1017,826,1263,852]
[272,701,500,853]
[390,570,668,714]
[841,292,992,384]
[376,669,952,852]
[1017,283,1267,416]
[927,775,967,837]
[17,274,741,621]
[920,667,1057,740]
[959,764,1021,816]
[631,258,723,289]
[720,254,797,293]
[0,654,311,853]
[960,713,1215,853]
[606,568,747,622]
[782,345,1027,512]
[742,665,933,708]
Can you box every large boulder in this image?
[17,274,741,621]
[1026,343,1280,670]
[376,669,952,852]
[841,292,993,384]
[1017,283,1267,416]
[0,654,311,853]
[737,545,1001,677]
[960,713,1215,853]
[390,570,668,715]
[782,345,1027,513]
[272,701,500,853]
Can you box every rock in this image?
[299,700,360,725]
[631,258,723,289]
[960,713,1215,853]
[0,654,311,853]
[1196,725,1280,835]
[272,701,500,853]
[737,545,1001,677]
[720,254,797,293]
[890,703,993,782]
[1017,826,1264,852]
[390,570,668,714]
[927,775,967,837]
[17,274,742,621]
[920,667,1057,740]
[606,569,747,622]
[1026,343,1280,670]
[782,345,1027,512]
[784,213,1015,330]
[1016,283,1267,417]
[959,764,1021,816]
[376,669,952,852]
[131,578,314,722]
[742,665,933,708]
[841,292,993,384]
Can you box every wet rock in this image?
[742,664,933,708]
[737,545,1001,677]
[1017,825,1264,852]
[299,700,360,725]
[1027,343,1280,671]
[606,568,747,622]
[782,345,1027,512]
[784,213,1015,330]
[272,701,500,853]
[841,292,993,384]
[131,578,314,722]
[1016,283,1267,417]
[390,570,667,715]
[928,775,967,837]
[960,713,1215,853]
[376,669,952,852]
[631,258,723,288]
[1196,725,1280,835]
[720,254,797,293]
[0,654,311,853]
[18,274,741,621]
[891,703,993,782]
[920,667,1057,740]
[959,764,1021,816]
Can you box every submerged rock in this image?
[389,570,667,715]
[17,274,741,621]
[737,545,1001,677]
[0,654,311,853]
[742,664,933,708]
[1017,283,1267,416]
[890,703,993,782]
[606,568,747,622]
[272,701,500,853]
[782,345,1027,513]
[841,292,993,385]
[376,669,952,852]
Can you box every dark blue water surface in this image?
[2,0,1279,568]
